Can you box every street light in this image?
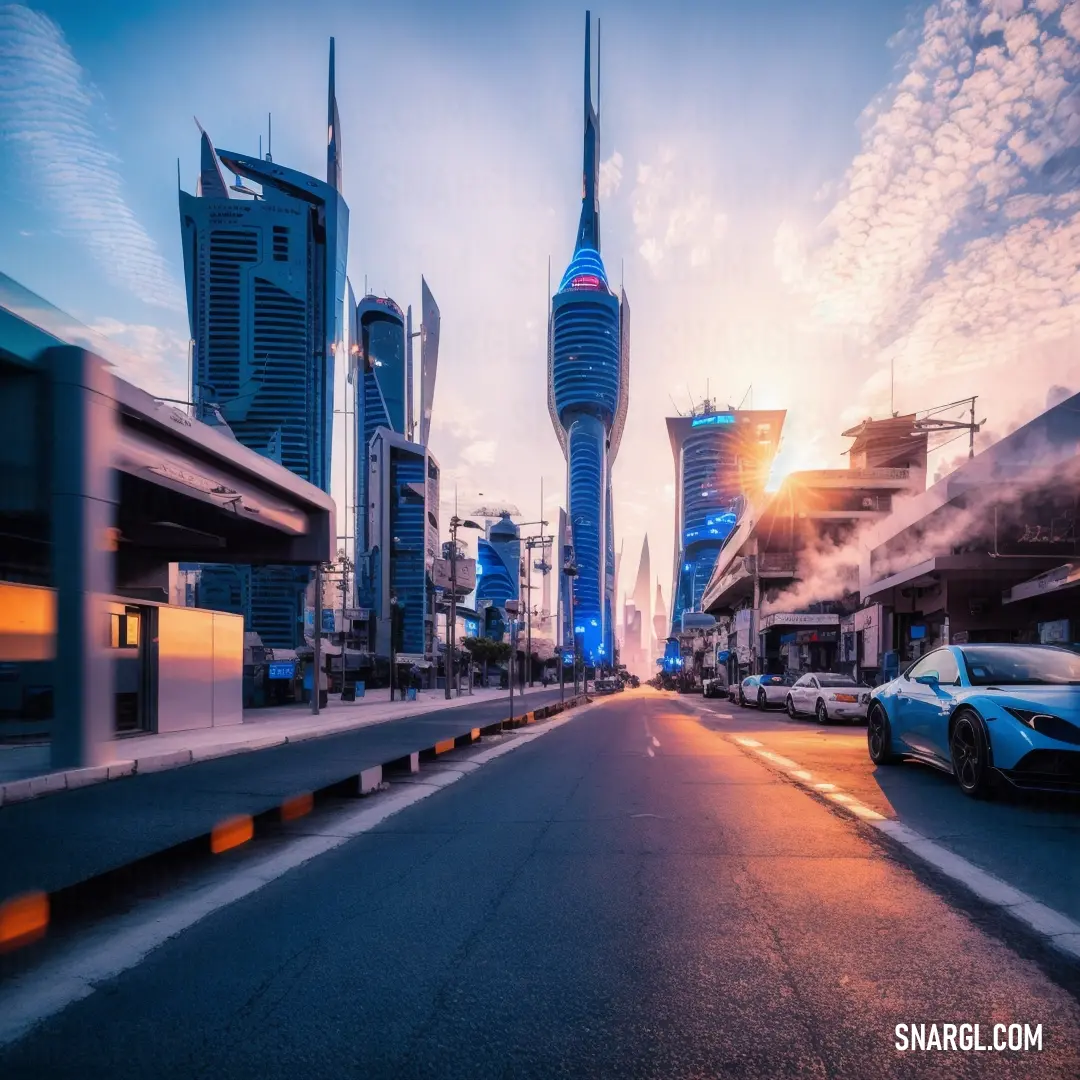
[561,560,578,700]
[446,516,482,700]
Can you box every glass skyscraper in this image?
[179,39,348,648]
[353,292,407,611]
[667,408,785,632]
[548,11,630,665]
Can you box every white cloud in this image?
[630,148,727,276]
[0,5,183,311]
[83,317,190,399]
[599,150,623,198]
[774,0,1080,428]
[460,439,497,467]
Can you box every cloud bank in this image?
[775,0,1080,418]
[0,4,183,311]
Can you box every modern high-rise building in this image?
[667,404,785,634]
[366,429,440,659]
[620,535,651,676]
[548,11,630,667]
[474,513,521,641]
[350,279,441,660]
[652,580,668,662]
[179,39,349,648]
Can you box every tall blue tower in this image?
[548,11,630,665]
[179,39,348,648]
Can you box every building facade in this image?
[178,39,348,648]
[474,513,521,641]
[548,11,630,666]
[366,429,440,660]
[667,406,784,635]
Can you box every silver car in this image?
[786,673,870,723]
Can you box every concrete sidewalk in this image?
[0,687,583,901]
[0,684,560,801]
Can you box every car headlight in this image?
[1002,706,1080,746]
[1004,706,1060,729]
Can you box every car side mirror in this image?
[914,672,939,685]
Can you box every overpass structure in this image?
[0,273,335,769]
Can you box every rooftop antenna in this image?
[258,135,262,160]
[669,394,684,417]
[267,112,273,162]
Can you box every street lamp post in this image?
[445,516,482,700]
[561,559,578,698]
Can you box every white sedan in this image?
[753,673,797,709]
[786,673,870,723]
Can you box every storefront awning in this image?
[760,612,841,630]
[1002,563,1080,605]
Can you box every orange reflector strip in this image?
[470,728,480,742]
[211,814,253,854]
[434,738,454,755]
[0,891,49,952]
[280,793,314,822]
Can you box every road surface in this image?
[2,689,1078,1078]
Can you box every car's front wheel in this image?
[757,689,767,709]
[867,703,898,765]
[815,699,829,724]
[950,710,993,798]
[738,689,746,706]
[786,695,798,718]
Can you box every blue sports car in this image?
[866,643,1080,797]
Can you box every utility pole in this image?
[445,515,482,700]
[312,562,322,715]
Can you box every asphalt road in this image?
[693,693,1080,923]
[3,689,1079,1078]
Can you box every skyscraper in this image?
[350,279,441,662]
[179,39,348,648]
[667,405,785,634]
[475,513,521,641]
[653,580,668,662]
[548,11,630,666]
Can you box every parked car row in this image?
[712,645,1080,798]
[723,672,871,723]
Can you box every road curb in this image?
[0,692,596,932]
[720,730,1080,964]
[0,688,562,808]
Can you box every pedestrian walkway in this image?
[0,684,559,793]
[0,687,577,900]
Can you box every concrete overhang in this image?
[1,273,335,567]
[862,554,1056,601]
[1002,562,1080,605]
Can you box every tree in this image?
[462,637,512,686]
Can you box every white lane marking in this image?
[754,750,799,769]
[734,737,762,747]
[651,736,660,748]
[0,709,588,1048]
[726,735,1080,962]
[647,746,655,758]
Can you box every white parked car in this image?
[786,673,870,723]
[754,673,798,709]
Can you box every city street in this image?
[693,693,1080,924]
[2,689,1079,1078]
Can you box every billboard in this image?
[431,556,476,593]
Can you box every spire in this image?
[575,10,600,254]
[631,535,651,623]
[194,118,227,199]
[327,37,343,192]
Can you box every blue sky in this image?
[3,0,1079,623]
